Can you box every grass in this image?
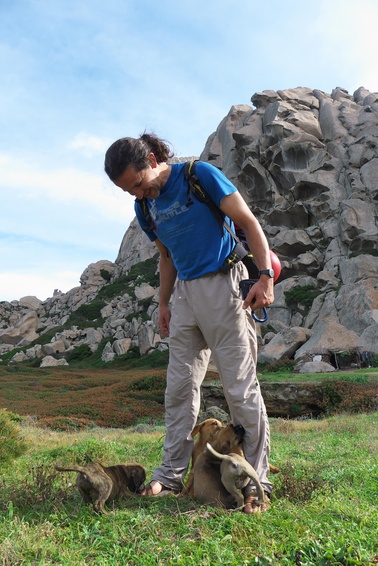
[0,413,377,565]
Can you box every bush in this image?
[318,380,378,414]
[0,409,28,464]
[65,344,93,363]
[124,256,159,287]
[284,285,322,308]
[100,269,112,282]
[66,299,106,329]
[259,357,297,373]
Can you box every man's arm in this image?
[219,191,274,311]
[155,239,177,337]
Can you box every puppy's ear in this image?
[191,423,203,437]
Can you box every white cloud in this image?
[0,153,135,224]
[68,133,112,157]
[0,270,82,302]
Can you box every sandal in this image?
[243,491,271,514]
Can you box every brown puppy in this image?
[183,418,223,495]
[206,442,264,508]
[191,423,246,508]
[55,462,146,514]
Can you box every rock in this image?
[296,361,336,373]
[11,351,29,363]
[101,342,115,363]
[80,260,116,287]
[42,339,67,356]
[115,218,157,275]
[358,324,378,354]
[113,338,132,356]
[134,283,156,300]
[0,312,39,346]
[197,406,230,424]
[137,323,159,355]
[202,380,322,417]
[40,356,68,367]
[19,296,43,310]
[84,328,103,345]
[258,327,312,364]
[294,319,360,358]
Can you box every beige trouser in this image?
[152,262,272,494]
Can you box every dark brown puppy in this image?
[56,462,146,514]
[191,422,246,508]
[183,418,223,495]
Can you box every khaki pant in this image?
[152,262,272,494]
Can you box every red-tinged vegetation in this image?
[0,367,167,430]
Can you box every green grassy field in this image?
[1,359,378,564]
[1,411,377,565]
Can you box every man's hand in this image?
[242,277,274,312]
[158,304,171,337]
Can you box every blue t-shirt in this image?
[135,161,237,280]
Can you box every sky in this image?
[0,0,377,302]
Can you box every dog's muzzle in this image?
[233,424,245,443]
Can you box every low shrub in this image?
[36,416,95,432]
[284,285,322,309]
[0,409,28,464]
[274,460,330,503]
[259,357,297,373]
[65,299,106,329]
[318,379,378,414]
[65,344,93,363]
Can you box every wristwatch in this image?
[258,269,275,278]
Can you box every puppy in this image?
[183,418,223,495]
[191,422,246,508]
[206,442,264,508]
[55,462,146,514]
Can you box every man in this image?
[104,132,274,512]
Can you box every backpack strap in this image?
[183,161,225,237]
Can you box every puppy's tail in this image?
[55,464,86,473]
[206,442,229,461]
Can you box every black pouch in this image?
[239,279,258,300]
[239,279,268,323]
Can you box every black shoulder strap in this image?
[183,161,225,237]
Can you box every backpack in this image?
[135,160,260,279]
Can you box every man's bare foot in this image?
[243,492,271,514]
[140,481,165,496]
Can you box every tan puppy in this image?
[56,462,146,514]
[183,418,223,495]
[191,423,246,508]
[206,442,264,508]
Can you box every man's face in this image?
[114,153,161,199]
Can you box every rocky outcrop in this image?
[0,86,377,367]
[200,85,378,362]
[202,378,378,418]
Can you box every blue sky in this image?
[0,0,377,302]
